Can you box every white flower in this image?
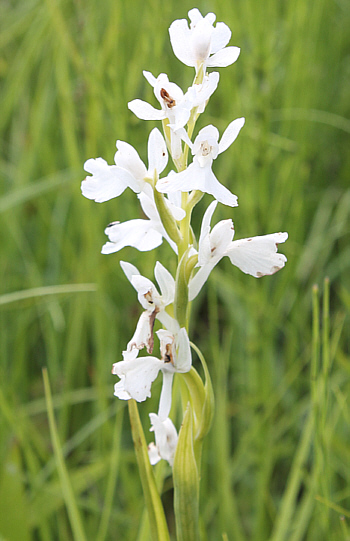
[112,326,191,420]
[101,190,185,254]
[189,201,288,300]
[120,260,175,357]
[148,414,178,466]
[156,119,245,207]
[169,8,240,72]
[128,71,219,160]
[81,128,168,202]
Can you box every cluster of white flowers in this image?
[82,8,288,467]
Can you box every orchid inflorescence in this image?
[82,8,288,470]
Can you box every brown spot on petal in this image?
[160,88,176,108]
[144,290,154,305]
[271,265,282,274]
[163,343,173,364]
[146,310,158,354]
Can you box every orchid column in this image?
[81,8,288,541]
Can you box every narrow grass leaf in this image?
[42,368,87,541]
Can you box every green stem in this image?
[128,400,170,541]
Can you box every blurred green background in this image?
[0,0,349,539]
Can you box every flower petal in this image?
[112,356,162,402]
[120,261,140,284]
[225,232,288,277]
[154,261,175,305]
[149,413,178,466]
[175,327,192,372]
[210,22,232,53]
[82,158,134,202]
[158,371,174,421]
[169,19,195,67]
[128,99,165,121]
[207,46,240,67]
[189,263,216,301]
[102,219,163,253]
[124,310,156,355]
[147,128,168,176]
[218,118,245,154]
[114,141,147,184]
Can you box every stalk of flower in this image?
[81,8,289,540]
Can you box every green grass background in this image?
[0,0,349,539]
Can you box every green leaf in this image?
[0,444,31,541]
[43,368,87,541]
[128,400,170,541]
[173,402,200,541]
[190,342,215,441]
[180,368,205,432]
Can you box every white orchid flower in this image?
[112,326,192,421]
[120,260,175,357]
[156,119,245,207]
[189,201,288,300]
[82,128,168,202]
[148,414,178,466]
[128,71,219,160]
[101,190,185,255]
[169,8,240,73]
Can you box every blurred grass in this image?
[0,0,349,539]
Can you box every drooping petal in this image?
[112,356,163,402]
[218,118,245,154]
[128,99,165,121]
[158,161,238,207]
[114,376,132,400]
[207,46,240,68]
[225,232,288,277]
[102,219,163,254]
[82,158,135,202]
